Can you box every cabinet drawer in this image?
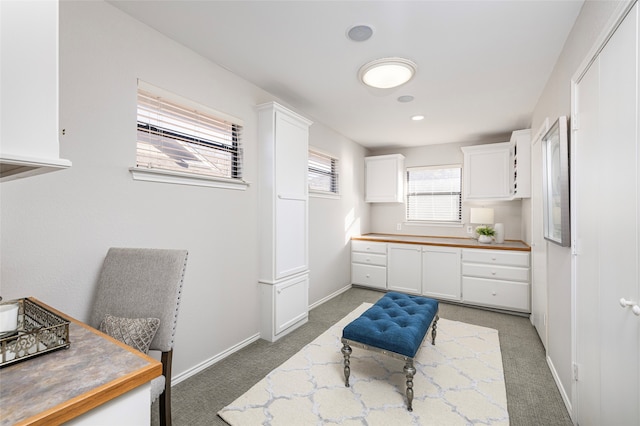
[462,249,529,267]
[462,276,530,312]
[352,240,387,255]
[352,263,387,289]
[462,263,529,282]
[352,252,387,267]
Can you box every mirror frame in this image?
[542,116,571,247]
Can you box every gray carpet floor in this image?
[152,287,572,425]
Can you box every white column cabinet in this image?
[387,243,422,294]
[422,246,461,301]
[365,154,405,202]
[258,102,312,341]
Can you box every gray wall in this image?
[370,142,524,240]
[530,0,622,409]
[0,1,368,380]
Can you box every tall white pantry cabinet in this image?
[257,102,313,342]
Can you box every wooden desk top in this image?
[0,298,162,426]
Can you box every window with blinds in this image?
[406,165,462,222]
[136,82,243,180]
[308,149,339,194]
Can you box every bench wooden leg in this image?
[432,314,439,345]
[404,359,416,411]
[341,343,352,387]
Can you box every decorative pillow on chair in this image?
[99,315,160,354]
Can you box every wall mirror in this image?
[542,116,571,246]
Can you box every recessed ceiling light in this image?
[397,95,414,103]
[359,57,417,89]
[347,25,373,42]
[411,115,425,121]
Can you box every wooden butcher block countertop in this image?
[352,233,531,252]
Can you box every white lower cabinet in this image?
[422,246,461,301]
[260,274,309,342]
[387,244,422,294]
[461,249,530,313]
[351,241,387,289]
[351,240,530,314]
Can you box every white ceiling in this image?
[109,0,584,149]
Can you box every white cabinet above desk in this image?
[1,1,72,182]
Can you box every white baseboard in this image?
[547,355,573,419]
[172,283,353,386]
[308,283,352,310]
[172,332,261,386]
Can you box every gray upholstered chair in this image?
[89,248,188,426]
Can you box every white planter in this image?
[478,235,493,244]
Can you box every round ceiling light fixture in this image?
[359,57,417,89]
[411,115,425,121]
[397,95,415,103]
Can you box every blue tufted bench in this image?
[341,292,439,411]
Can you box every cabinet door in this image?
[422,246,461,300]
[365,154,404,202]
[274,110,309,278]
[274,275,309,336]
[462,143,511,200]
[387,244,421,294]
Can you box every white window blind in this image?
[136,83,243,180]
[308,149,339,194]
[406,165,462,222]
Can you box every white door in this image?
[573,4,639,424]
[531,124,548,348]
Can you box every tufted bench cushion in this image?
[342,292,439,358]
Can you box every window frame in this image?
[405,164,463,224]
[308,148,340,198]
[131,80,248,190]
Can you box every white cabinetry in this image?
[258,102,312,341]
[511,129,531,198]
[422,246,461,301]
[461,143,511,200]
[365,154,404,202]
[461,131,531,201]
[351,240,387,289]
[387,244,422,294]
[260,274,309,341]
[461,249,530,313]
[0,0,72,182]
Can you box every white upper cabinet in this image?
[461,130,531,201]
[461,142,511,200]
[511,129,531,198]
[365,154,405,203]
[0,0,71,182]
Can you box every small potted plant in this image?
[475,226,495,243]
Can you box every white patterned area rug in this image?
[218,303,508,425]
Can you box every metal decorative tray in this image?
[0,298,71,368]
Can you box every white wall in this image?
[0,1,367,380]
[529,0,622,409]
[308,126,369,305]
[369,142,524,240]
